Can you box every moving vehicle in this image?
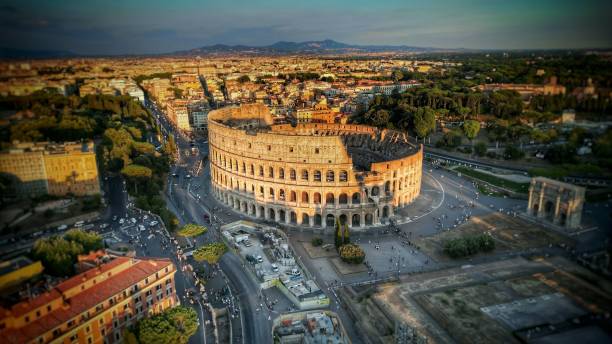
[74,221,85,228]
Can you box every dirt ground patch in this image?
[301,241,338,259]
[415,212,574,261]
[331,257,368,275]
[368,256,610,344]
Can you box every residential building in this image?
[0,257,177,344]
[166,99,190,131]
[0,142,100,198]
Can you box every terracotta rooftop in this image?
[1,257,174,344]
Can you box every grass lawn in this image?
[455,166,529,194]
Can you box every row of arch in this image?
[216,188,391,227]
[212,149,350,183]
[212,168,372,206]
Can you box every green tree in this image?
[413,107,437,140]
[339,244,366,264]
[311,237,323,247]
[193,242,227,264]
[136,306,199,344]
[237,75,251,83]
[343,225,350,245]
[503,145,525,160]
[334,220,342,249]
[462,120,480,142]
[473,141,487,157]
[31,230,102,276]
[177,224,207,237]
[64,229,103,252]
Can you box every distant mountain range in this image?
[1,39,447,59]
[172,39,442,55]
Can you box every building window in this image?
[289,147,294,152]
[315,148,320,154]
[25,316,29,323]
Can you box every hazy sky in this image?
[1,0,611,55]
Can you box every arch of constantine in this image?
[207,103,423,229]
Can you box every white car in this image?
[99,223,109,229]
[149,221,159,227]
[131,218,137,224]
[119,218,125,225]
[57,224,68,231]
[74,221,85,228]
[143,215,149,220]
[138,225,146,232]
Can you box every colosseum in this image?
[208,103,423,229]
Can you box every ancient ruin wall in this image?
[208,104,423,228]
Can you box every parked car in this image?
[271,264,279,272]
[149,220,159,227]
[57,224,68,231]
[256,255,263,263]
[74,221,85,228]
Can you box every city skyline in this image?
[1,0,612,55]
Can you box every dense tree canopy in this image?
[136,306,198,344]
[193,242,227,264]
[31,229,102,276]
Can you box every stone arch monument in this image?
[527,177,585,230]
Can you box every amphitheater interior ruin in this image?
[208,104,423,229]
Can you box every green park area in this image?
[454,166,530,194]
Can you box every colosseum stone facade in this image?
[208,103,423,229]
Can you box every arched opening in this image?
[302,192,309,203]
[326,193,335,206]
[259,166,264,176]
[290,211,297,224]
[290,169,296,180]
[326,170,335,182]
[279,210,286,222]
[326,214,335,227]
[372,186,380,196]
[314,214,322,226]
[314,170,321,182]
[544,201,554,220]
[279,189,285,201]
[385,181,391,194]
[382,206,389,219]
[314,193,322,204]
[250,164,254,175]
[268,208,275,220]
[339,170,348,182]
[532,203,539,216]
[258,206,264,218]
[301,170,309,181]
[365,213,373,225]
[269,188,275,200]
[290,191,296,202]
[242,162,246,173]
[269,166,274,178]
[241,202,247,213]
[352,214,360,227]
[339,193,348,204]
[279,168,285,179]
[352,192,361,204]
[302,213,310,225]
[339,214,347,225]
[560,211,567,226]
